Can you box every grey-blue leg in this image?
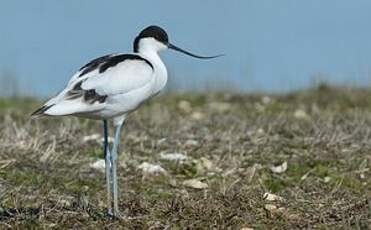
[103,120,113,216]
[111,121,124,217]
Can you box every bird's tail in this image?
[30,104,54,118]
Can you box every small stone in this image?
[191,111,205,120]
[160,152,188,162]
[360,173,365,179]
[82,185,89,192]
[263,192,284,201]
[264,204,277,211]
[83,134,101,142]
[183,179,208,189]
[185,139,199,146]
[324,176,331,183]
[257,128,265,135]
[89,159,106,172]
[294,109,310,120]
[261,96,272,104]
[270,161,288,174]
[178,100,192,113]
[265,204,286,216]
[138,162,166,175]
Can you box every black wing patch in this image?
[67,81,107,104]
[78,54,153,78]
[78,54,113,77]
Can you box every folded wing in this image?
[31,53,154,117]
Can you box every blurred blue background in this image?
[1,0,371,96]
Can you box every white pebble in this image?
[138,162,166,175]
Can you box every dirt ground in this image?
[0,85,370,229]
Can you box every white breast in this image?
[139,50,168,96]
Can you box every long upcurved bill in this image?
[168,43,223,59]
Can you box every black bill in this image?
[168,43,223,59]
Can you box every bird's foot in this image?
[106,208,114,219]
[107,209,127,220]
[107,211,147,221]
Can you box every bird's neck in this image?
[139,49,168,94]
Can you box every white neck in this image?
[137,40,168,94]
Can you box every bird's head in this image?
[133,25,223,59]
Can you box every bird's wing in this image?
[67,53,116,85]
[32,53,154,117]
[80,54,154,96]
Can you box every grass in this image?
[0,85,370,229]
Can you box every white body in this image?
[42,38,168,124]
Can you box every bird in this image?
[31,25,222,218]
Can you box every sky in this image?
[1,0,371,96]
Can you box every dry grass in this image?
[0,85,370,229]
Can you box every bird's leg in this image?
[103,120,113,216]
[110,121,124,217]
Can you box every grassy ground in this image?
[0,85,370,229]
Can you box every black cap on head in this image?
[134,25,168,52]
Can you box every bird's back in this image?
[32,52,158,119]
